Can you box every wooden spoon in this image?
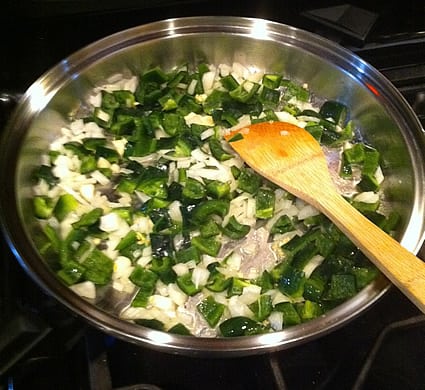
[225,121,425,313]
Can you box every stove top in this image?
[1,1,425,389]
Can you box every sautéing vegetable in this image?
[32,62,398,337]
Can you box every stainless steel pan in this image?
[1,16,424,356]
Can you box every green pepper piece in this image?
[82,249,114,285]
[135,318,164,331]
[192,199,230,222]
[209,138,233,161]
[380,211,400,234]
[277,265,306,298]
[351,266,379,289]
[249,294,273,322]
[41,224,61,253]
[80,154,97,174]
[237,169,261,194]
[270,215,295,234]
[159,90,183,111]
[115,230,138,251]
[137,177,168,199]
[59,227,88,265]
[227,277,251,297]
[101,91,120,110]
[73,240,92,262]
[304,124,323,142]
[162,112,185,136]
[220,216,250,240]
[358,148,380,191]
[182,178,206,201]
[149,208,173,233]
[229,82,260,103]
[197,295,225,327]
[34,165,59,188]
[93,107,114,128]
[130,266,158,307]
[128,136,157,157]
[262,73,282,89]
[343,143,365,164]
[291,242,319,270]
[206,267,231,292]
[255,188,275,219]
[199,219,221,238]
[219,316,264,337]
[63,141,89,159]
[296,300,323,322]
[72,208,103,229]
[258,86,280,108]
[150,256,177,284]
[274,302,302,326]
[53,194,79,222]
[168,69,189,88]
[96,146,120,164]
[319,100,348,127]
[281,79,309,102]
[191,236,221,257]
[227,133,244,143]
[174,138,193,157]
[206,180,230,199]
[303,278,325,302]
[141,67,169,84]
[116,176,138,194]
[323,274,357,300]
[168,323,192,335]
[82,137,107,152]
[176,272,202,296]
[149,233,174,258]
[281,228,321,258]
[33,196,55,219]
[57,260,85,286]
[113,90,136,108]
[352,200,380,214]
[253,270,274,293]
[220,74,239,90]
[175,245,200,264]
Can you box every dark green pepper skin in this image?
[219,316,264,337]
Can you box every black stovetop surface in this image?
[1,1,425,389]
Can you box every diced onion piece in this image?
[268,311,284,331]
[191,267,210,288]
[173,263,189,276]
[228,296,254,318]
[70,281,96,299]
[353,191,380,204]
[168,283,188,306]
[297,204,320,220]
[303,255,325,278]
[113,256,133,279]
[149,295,175,311]
[239,284,262,305]
[100,213,127,233]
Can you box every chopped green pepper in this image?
[220,216,250,240]
[191,236,221,257]
[53,194,78,222]
[82,249,114,285]
[197,296,225,327]
[176,272,202,296]
[219,316,264,337]
[255,188,275,219]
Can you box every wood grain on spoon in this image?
[225,121,425,313]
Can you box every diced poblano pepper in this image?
[197,295,225,327]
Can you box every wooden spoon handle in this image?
[318,191,425,313]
